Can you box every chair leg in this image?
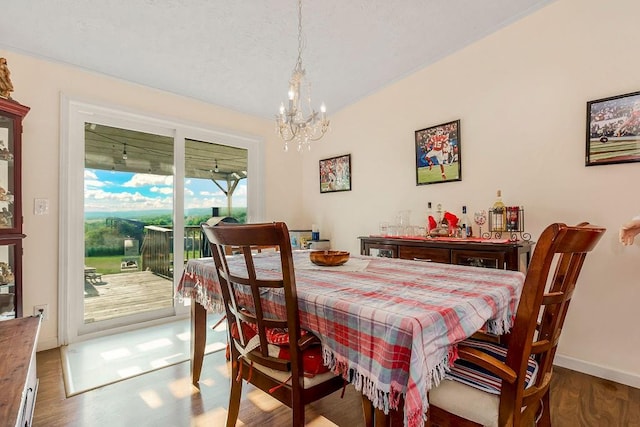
[292,404,305,426]
[226,361,243,427]
[538,391,551,427]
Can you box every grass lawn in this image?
[84,256,140,275]
[417,162,459,184]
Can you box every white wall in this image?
[0,50,306,350]
[3,0,639,389]
[300,0,640,387]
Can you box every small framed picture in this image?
[586,90,640,166]
[319,154,351,193]
[415,119,461,185]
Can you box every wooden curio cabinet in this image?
[0,98,29,320]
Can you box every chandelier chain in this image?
[297,0,303,68]
[275,0,330,152]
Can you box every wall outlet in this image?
[34,304,48,320]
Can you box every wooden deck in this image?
[84,271,174,323]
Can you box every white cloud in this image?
[199,190,225,197]
[85,170,98,179]
[233,185,247,196]
[150,186,173,195]
[85,179,106,189]
[123,174,173,188]
[185,195,227,210]
[85,189,173,212]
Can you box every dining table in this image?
[176,250,525,427]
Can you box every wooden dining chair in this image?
[426,222,606,427]
[201,221,346,427]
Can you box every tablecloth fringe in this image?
[485,310,513,335]
[176,272,225,313]
[322,346,404,420]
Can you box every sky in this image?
[84,169,247,213]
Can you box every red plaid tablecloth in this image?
[177,251,525,427]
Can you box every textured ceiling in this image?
[1,0,554,120]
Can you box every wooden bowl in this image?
[309,250,350,266]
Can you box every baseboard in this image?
[554,354,640,389]
[36,336,60,352]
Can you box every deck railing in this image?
[140,225,205,278]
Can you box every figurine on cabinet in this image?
[0,207,12,227]
[0,140,12,161]
[0,187,13,202]
[0,58,14,100]
[0,262,14,284]
[0,293,13,315]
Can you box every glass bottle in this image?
[461,205,471,238]
[426,202,434,232]
[492,190,506,232]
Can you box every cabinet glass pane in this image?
[0,244,16,320]
[0,116,14,229]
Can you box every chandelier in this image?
[275,0,329,152]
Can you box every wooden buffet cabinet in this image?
[0,315,41,427]
[359,236,533,272]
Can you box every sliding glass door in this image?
[61,97,262,344]
[84,123,176,327]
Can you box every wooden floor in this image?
[34,348,639,427]
[84,271,173,323]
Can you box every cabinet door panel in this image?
[0,241,18,320]
[452,250,505,269]
[399,246,450,263]
[364,243,397,258]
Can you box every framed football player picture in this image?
[415,119,461,185]
[319,154,351,193]
[586,90,640,166]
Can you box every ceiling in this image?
[85,123,248,180]
[1,1,554,120]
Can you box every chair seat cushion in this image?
[230,321,330,376]
[428,339,539,427]
[428,376,500,427]
[243,320,309,345]
[250,360,339,390]
[446,339,539,394]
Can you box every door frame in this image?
[59,95,264,344]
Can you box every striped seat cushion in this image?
[446,339,539,394]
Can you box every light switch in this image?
[34,198,49,215]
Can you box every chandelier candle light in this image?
[276,0,330,152]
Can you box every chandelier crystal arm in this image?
[275,0,329,152]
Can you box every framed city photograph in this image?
[586,90,640,166]
[415,119,461,185]
[319,154,351,193]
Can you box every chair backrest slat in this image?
[499,222,605,424]
[201,221,303,373]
